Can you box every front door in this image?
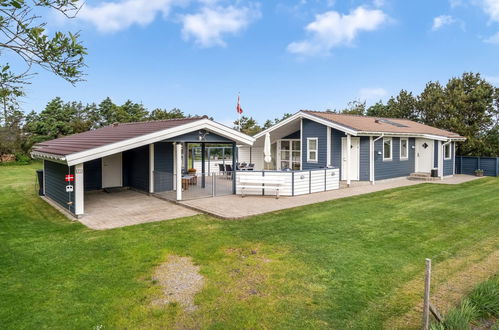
[341,137,360,180]
[102,153,122,188]
[415,138,433,173]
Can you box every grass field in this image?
[1,163,498,329]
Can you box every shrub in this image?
[15,153,31,164]
[431,276,499,329]
[467,276,499,319]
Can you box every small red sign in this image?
[65,174,74,182]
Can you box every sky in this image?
[16,0,499,125]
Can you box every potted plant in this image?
[188,168,197,174]
[475,169,484,177]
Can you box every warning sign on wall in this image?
[65,174,74,182]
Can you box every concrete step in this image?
[410,172,432,178]
[407,173,438,181]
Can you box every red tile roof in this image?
[33,117,204,156]
[303,110,464,139]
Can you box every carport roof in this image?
[33,117,204,156]
[32,117,255,165]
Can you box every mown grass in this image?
[1,163,498,329]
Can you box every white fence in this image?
[236,168,340,197]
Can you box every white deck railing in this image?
[236,168,340,197]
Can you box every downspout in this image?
[440,140,451,180]
[371,134,384,185]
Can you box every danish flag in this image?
[236,95,243,114]
[65,174,74,182]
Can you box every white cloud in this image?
[78,0,181,33]
[432,15,456,30]
[287,6,388,56]
[484,31,499,43]
[358,87,387,101]
[449,0,464,8]
[180,5,261,47]
[481,0,499,22]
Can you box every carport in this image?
[32,117,254,219]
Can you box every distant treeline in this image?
[0,72,498,158]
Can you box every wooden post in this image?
[423,258,431,330]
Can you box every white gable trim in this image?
[39,119,254,166]
[253,111,358,139]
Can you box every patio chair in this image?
[246,163,255,171]
[240,162,247,169]
[218,163,225,173]
[225,164,233,177]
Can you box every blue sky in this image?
[19,0,499,125]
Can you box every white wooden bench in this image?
[238,176,284,199]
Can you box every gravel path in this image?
[152,256,205,312]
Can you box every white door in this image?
[341,137,360,180]
[102,153,122,188]
[415,138,433,173]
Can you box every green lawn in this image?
[1,163,498,329]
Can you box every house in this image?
[238,110,466,185]
[31,117,254,217]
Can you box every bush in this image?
[15,153,31,164]
[467,276,499,319]
[431,276,499,329]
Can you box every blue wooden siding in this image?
[282,130,300,139]
[331,128,346,177]
[123,145,150,192]
[83,158,101,191]
[301,119,328,169]
[374,137,415,180]
[44,160,75,213]
[359,137,370,181]
[162,130,233,143]
[443,142,454,176]
[154,142,174,192]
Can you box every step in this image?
[407,175,438,182]
[409,172,432,178]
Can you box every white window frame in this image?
[277,139,301,170]
[383,137,392,161]
[444,143,451,160]
[400,138,409,160]
[307,137,318,163]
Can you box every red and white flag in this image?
[236,95,243,114]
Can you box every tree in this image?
[262,113,293,129]
[340,100,366,115]
[0,0,86,92]
[149,108,185,120]
[417,73,498,155]
[366,101,389,117]
[233,116,261,135]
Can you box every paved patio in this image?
[80,190,199,230]
[180,175,483,219]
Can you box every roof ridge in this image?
[106,116,206,127]
[301,109,413,121]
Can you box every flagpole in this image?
[238,92,241,132]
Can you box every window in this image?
[444,143,451,160]
[383,138,392,161]
[400,138,408,160]
[278,139,300,170]
[307,138,318,162]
